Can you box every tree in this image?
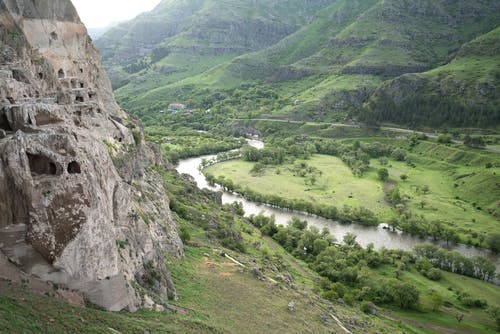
[488,306,500,331]
[464,135,485,148]
[486,233,500,253]
[289,216,308,231]
[250,162,266,176]
[430,291,443,311]
[400,174,408,182]
[391,149,407,161]
[377,168,389,181]
[425,268,442,281]
[343,233,358,247]
[442,226,459,246]
[361,301,376,314]
[392,282,419,309]
[379,157,389,166]
[438,134,452,144]
[473,256,496,281]
[388,187,402,205]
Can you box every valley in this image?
[1,0,499,333]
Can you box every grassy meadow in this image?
[204,138,499,244]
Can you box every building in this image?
[167,103,186,111]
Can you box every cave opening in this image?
[75,96,84,103]
[27,153,60,176]
[0,113,13,131]
[58,69,65,79]
[67,161,81,174]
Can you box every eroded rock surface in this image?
[0,0,183,311]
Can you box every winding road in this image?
[232,118,500,153]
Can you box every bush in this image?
[132,130,141,145]
[179,225,191,243]
[361,301,376,314]
[462,297,488,308]
[321,290,339,302]
[391,282,419,309]
[377,168,389,181]
[437,134,452,144]
[486,233,500,253]
[425,268,442,281]
[391,149,407,161]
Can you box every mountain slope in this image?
[360,26,500,127]
[99,0,500,128]
[95,0,336,90]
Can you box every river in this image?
[176,139,500,270]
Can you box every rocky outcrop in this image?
[0,0,183,311]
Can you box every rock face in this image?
[0,0,183,311]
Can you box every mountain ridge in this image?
[98,0,500,128]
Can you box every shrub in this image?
[391,148,407,161]
[438,134,452,144]
[462,297,488,308]
[179,225,191,243]
[321,290,339,302]
[425,268,442,281]
[132,130,141,145]
[377,168,389,181]
[361,301,376,314]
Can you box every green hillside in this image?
[361,27,500,127]
[97,0,500,128]
[96,0,335,90]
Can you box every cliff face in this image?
[0,0,183,311]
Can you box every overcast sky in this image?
[71,0,162,28]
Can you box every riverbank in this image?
[176,150,500,271]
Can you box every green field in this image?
[390,268,500,333]
[204,145,499,242]
[205,155,391,215]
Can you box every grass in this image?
[167,246,338,333]
[388,268,500,333]
[2,163,497,333]
[205,155,391,217]
[0,281,219,333]
[0,222,417,334]
[204,137,499,242]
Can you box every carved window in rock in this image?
[58,69,65,79]
[27,153,61,176]
[67,161,81,174]
[0,112,13,131]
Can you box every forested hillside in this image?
[360,27,500,127]
[97,0,500,127]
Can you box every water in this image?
[176,140,500,270]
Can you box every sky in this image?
[71,0,162,28]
